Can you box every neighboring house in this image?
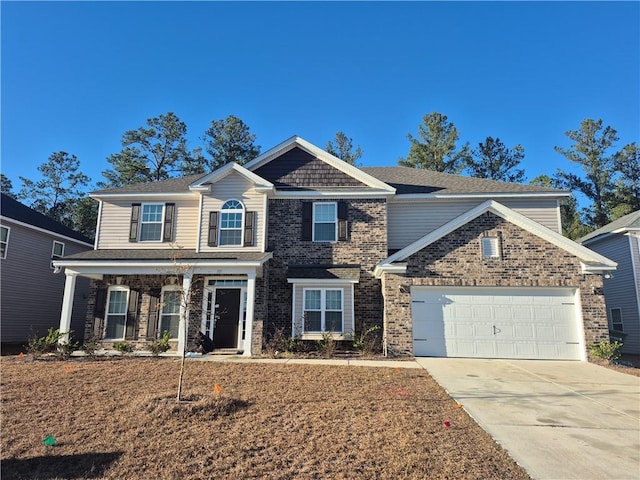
[1,193,93,349]
[579,210,640,354]
[54,136,616,361]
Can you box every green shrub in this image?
[589,340,623,362]
[353,325,381,356]
[82,335,102,359]
[27,328,67,358]
[113,341,135,355]
[316,331,337,358]
[148,331,172,356]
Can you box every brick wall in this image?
[265,198,388,340]
[382,212,609,360]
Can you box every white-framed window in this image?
[313,202,337,242]
[105,286,130,340]
[611,308,624,332]
[51,240,65,269]
[219,199,244,246]
[303,288,343,333]
[481,237,500,258]
[0,226,9,259]
[160,286,181,339]
[139,203,164,242]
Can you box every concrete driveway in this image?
[416,358,640,480]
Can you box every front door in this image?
[212,288,241,348]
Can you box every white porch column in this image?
[243,272,256,357]
[177,273,192,356]
[58,271,77,344]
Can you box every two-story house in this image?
[54,136,616,360]
[1,193,93,350]
[580,210,640,354]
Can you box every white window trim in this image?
[51,240,65,269]
[302,287,344,333]
[104,286,130,341]
[610,307,624,332]
[200,278,248,351]
[312,202,337,243]
[218,199,245,247]
[1,226,10,259]
[139,203,165,243]
[160,285,182,339]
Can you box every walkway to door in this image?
[415,358,640,480]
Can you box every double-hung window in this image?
[611,308,624,332]
[0,226,9,259]
[303,288,343,333]
[105,287,129,339]
[219,200,244,246]
[160,287,181,338]
[140,204,164,242]
[313,202,337,242]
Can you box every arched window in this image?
[219,200,244,246]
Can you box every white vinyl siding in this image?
[199,172,265,252]
[96,198,198,249]
[387,197,562,250]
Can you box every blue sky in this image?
[2,1,638,192]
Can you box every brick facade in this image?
[264,198,388,341]
[382,212,609,359]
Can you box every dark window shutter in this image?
[244,211,255,247]
[208,212,219,247]
[338,201,348,241]
[163,203,175,242]
[129,204,141,242]
[146,288,161,340]
[302,202,312,241]
[125,290,139,340]
[94,287,107,338]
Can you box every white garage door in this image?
[412,287,582,360]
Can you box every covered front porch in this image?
[54,250,271,356]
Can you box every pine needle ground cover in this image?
[1,358,530,480]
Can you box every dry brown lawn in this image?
[1,357,530,480]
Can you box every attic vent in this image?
[481,237,501,259]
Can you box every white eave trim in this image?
[188,162,274,191]
[0,215,94,248]
[378,200,617,269]
[287,278,360,284]
[374,263,407,278]
[243,135,396,194]
[273,190,394,199]
[89,191,197,200]
[581,263,617,274]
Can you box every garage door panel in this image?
[412,287,581,360]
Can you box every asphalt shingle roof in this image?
[90,174,207,195]
[579,210,640,243]
[361,167,565,195]
[0,193,93,244]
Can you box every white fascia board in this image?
[54,260,270,277]
[286,278,360,284]
[374,263,407,278]
[189,162,274,191]
[390,191,570,202]
[0,216,94,248]
[244,136,396,194]
[380,200,618,268]
[581,263,618,274]
[89,192,196,200]
[273,190,394,199]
